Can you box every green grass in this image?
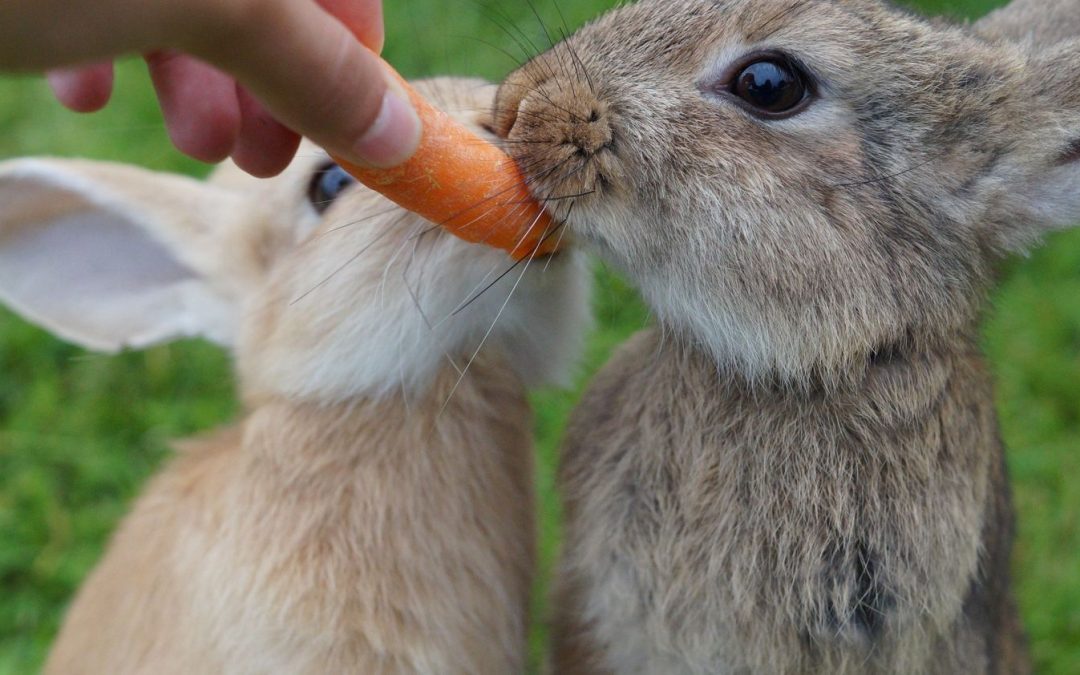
[0,0,1076,672]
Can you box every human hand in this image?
[0,0,421,176]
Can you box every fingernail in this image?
[351,87,421,168]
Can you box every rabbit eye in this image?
[308,162,357,214]
[728,55,810,118]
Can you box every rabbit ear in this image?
[0,158,255,352]
[971,2,1080,246]
[976,0,1080,47]
[1005,42,1080,240]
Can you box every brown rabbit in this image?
[0,79,591,674]
[491,0,1080,672]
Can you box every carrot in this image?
[331,56,559,260]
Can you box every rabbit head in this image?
[494,0,1080,384]
[0,78,591,403]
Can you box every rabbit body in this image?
[489,0,1080,671]
[0,78,591,674]
[552,330,1026,674]
[46,364,535,675]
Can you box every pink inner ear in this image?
[0,207,204,351]
[0,162,237,350]
[1056,138,1080,165]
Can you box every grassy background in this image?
[0,0,1077,672]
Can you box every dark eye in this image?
[729,56,810,118]
[307,162,357,214]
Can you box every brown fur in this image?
[489,0,1080,671]
[45,360,534,674]
[978,0,1080,45]
[555,331,1026,673]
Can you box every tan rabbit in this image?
[490,0,1080,672]
[0,78,591,674]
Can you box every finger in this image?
[231,86,302,178]
[179,0,419,168]
[145,51,241,164]
[0,0,175,71]
[47,62,115,112]
[316,0,385,52]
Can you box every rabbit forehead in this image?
[572,0,920,60]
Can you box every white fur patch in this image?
[241,199,593,401]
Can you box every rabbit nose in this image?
[494,73,613,155]
[567,106,613,156]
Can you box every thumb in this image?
[180,0,419,168]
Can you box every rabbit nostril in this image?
[567,111,613,156]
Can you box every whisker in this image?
[496,138,568,146]
[830,158,936,188]
[448,207,552,317]
[550,0,595,95]
[560,29,596,95]
[537,188,596,204]
[434,253,519,332]
[524,0,578,99]
[458,34,530,70]
[378,219,428,309]
[290,213,409,305]
[524,0,557,51]
[496,80,583,124]
[543,200,577,273]
[489,102,566,126]
[439,218,551,416]
[450,218,567,317]
[310,206,405,239]
[401,225,436,333]
[470,0,542,64]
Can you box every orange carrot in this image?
[332,57,559,260]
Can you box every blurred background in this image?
[1,0,1077,672]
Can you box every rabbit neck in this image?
[237,354,531,470]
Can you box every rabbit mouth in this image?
[497,131,615,198]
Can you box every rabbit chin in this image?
[632,268,897,386]
[237,237,592,404]
[573,224,894,386]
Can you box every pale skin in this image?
[0,0,421,176]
